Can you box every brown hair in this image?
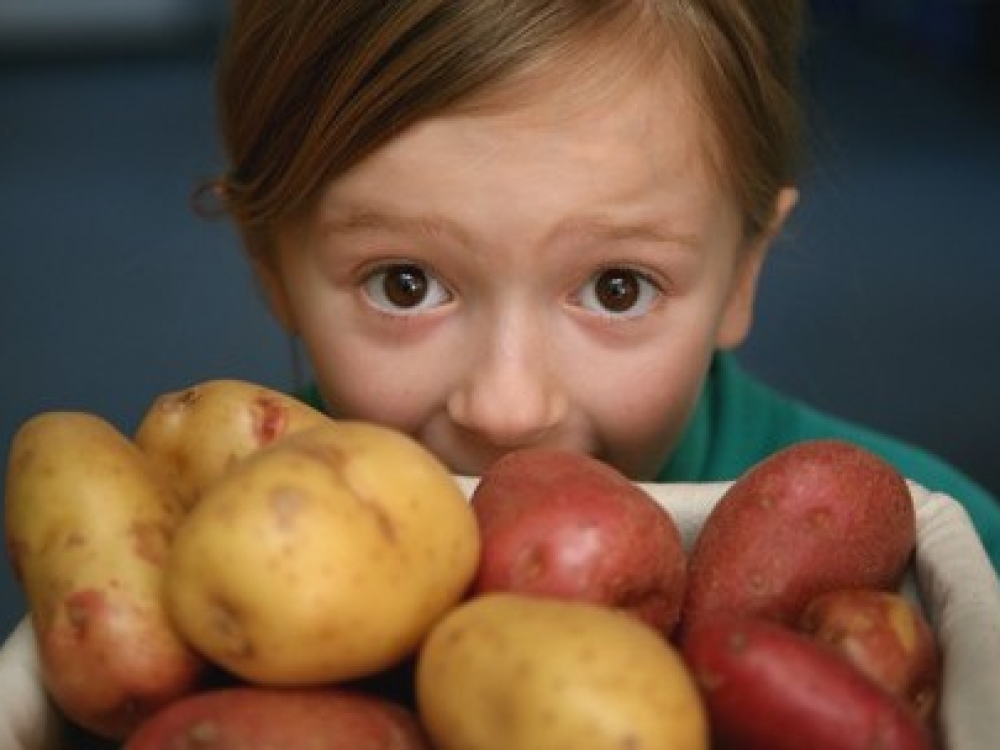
[212,0,803,252]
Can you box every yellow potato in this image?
[164,420,480,685]
[4,412,204,740]
[134,379,331,508]
[416,593,708,750]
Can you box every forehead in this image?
[443,29,723,186]
[329,45,722,205]
[458,15,689,109]
[311,51,741,257]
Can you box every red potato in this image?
[470,447,687,635]
[799,589,941,723]
[681,617,934,750]
[125,687,432,750]
[681,439,916,636]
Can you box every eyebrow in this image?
[319,208,473,245]
[543,215,702,251]
[319,205,701,251]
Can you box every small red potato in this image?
[470,447,687,635]
[134,379,330,508]
[4,412,204,740]
[125,687,431,749]
[682,439,916,636]
[799,589,941,723]
[681,617,934,750]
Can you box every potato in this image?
[799,589,941,723]
[124,686,431,749]
[681,439,916,636]
[164,420,480,685]
[134,379,331,508]
[681,617,933,750]
[470,447,687,635]
[416,593,708,750]
[4,412,204,740]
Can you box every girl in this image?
[3,2,998,747]
[212,0,1000,561]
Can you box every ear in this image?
[249,247,299,335]
[715,187,798,350]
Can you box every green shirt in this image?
[299,352,1000,573]
[663,353,1000,573]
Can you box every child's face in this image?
[259,63,789,480]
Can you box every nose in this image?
[446,315,568,449]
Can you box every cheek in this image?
[601,376,695,444]
[580,341,713,477]
[302,332,450,432]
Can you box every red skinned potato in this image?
[681,439,916,636]
[799,589,941,723]
[470,447,687,635]
[125,687,431,749]
[681,617,934,750]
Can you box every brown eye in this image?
[383,265,427,308]
[577,267,659,319]
[595,269,640,312]
[363,263,451,314]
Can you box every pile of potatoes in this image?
[3,379,942,749]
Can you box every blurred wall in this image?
[0,0,226,54]
[810,0,1000,79]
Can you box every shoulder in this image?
[692,353,983,488]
